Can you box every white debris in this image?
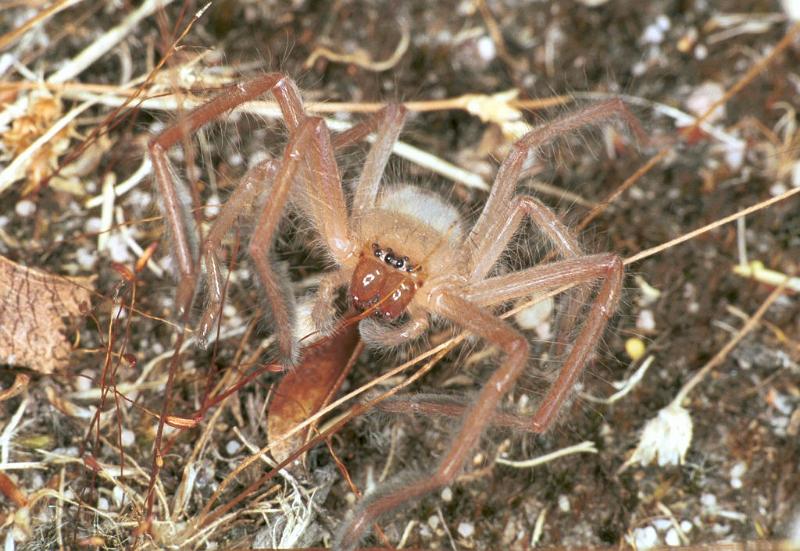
[558,494,570,513]
[636,309,656,332]
[15,199,36,217]
[641,15,670,44]
[625,402,693,468]
[457,521,475,538]
[441,487,453,503]
[112,485,126,508]
[665,527,681,546]
[631,525,659,550]
[105,233,133,263]
[476,36,496,62]
[515,296,553,338]
[685,82,726,123]
[652,519,672,531]
[225,440,241,455]
[700,493,718,510]
[120,429,135,448]
[782,0,800,20]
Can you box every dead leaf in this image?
[0,255,92,374]
[267,320,362,465]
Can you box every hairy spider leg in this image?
[195,102,408,344]
[336,253,622,550]
[335,100,642,549]
[149,74,305,324]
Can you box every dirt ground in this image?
[0,1,798,550]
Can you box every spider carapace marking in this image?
[349,241,423,320]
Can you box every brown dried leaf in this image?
[0,255,92,374]
[267,321,362,465]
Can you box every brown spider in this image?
[148,73,646,549]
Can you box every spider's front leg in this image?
[148,73,304,324]
[247,115,357,364]
[338,254,623,549]
[197,103,406,345]
[466,252,624,430]
[335,292,529,550]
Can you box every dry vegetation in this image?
[0,1,798,550]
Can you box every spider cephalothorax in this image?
[149,73,645,550]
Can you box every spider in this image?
[148,73,646,550]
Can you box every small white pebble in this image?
[97,496,110,511]
[656,14,671,30]
[75,247,97,270]
[75,370,95,392]
[700,493,717,510]
[632,60,648,76]
[457,521,475,538]
[731,478,743,490]
[15,199,36,217]
[665,527,681,546]
[112,485,126,508]
[85,216,103,233]
[680,520,693,533]
[120,429,135,448]
[636,309,656,331]
[770,182,789,197]
[205,194,221,217]
[441,487,453,503]
[0,215,9,229]
[694,44,708,60]
[632,526,659,550]
[782,0,800,20]
[724,142,745,171]
[686,81,726,123]
[641,23,665,44]
[418,523,432,538]
[345,492,357,505]
[476,35,496,62]
[105,233,132,263]
[558,494,570,513]
[428,514,440,529]
[730,461,747,480]
[652,518,672,531]
[225,440,241,455]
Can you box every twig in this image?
[304,17,410,72]
[0,0,177,129]
[672,278,790,406]
[495,440,598,469]
[624,185,800,265]
[63,89,491,191]
[0,0,83,52]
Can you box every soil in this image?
[0,1,798,550]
